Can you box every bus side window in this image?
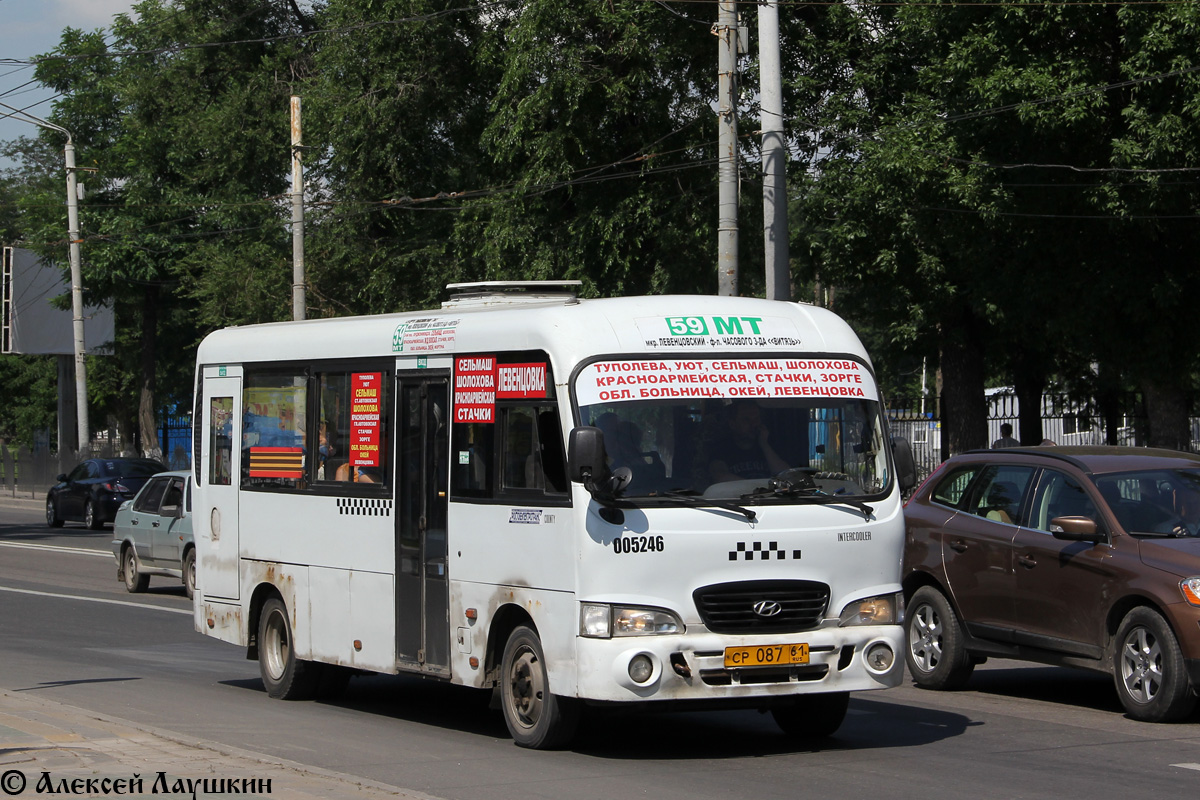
[209,397,233,486]
[452,422,494,498]
[536,407,567,493]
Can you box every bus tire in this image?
[258,597,320,700]
[500,625,579,749]
[771,691,849,738]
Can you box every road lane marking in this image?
[0,541,111,558]
[0,585,192,615]
[1172,764,1200,772]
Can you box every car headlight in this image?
[838,593,902,627]
[579,603,684,638]
[1180,578,1200,606]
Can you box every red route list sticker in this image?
[350,373,382,466]
[455,356,497,423]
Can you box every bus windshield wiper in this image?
[741,482,874,518]
[659,490,757,523]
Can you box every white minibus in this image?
[192,282,911,748]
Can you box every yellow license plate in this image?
[724,643,809,668]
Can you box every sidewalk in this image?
[0,689,431,799]
[0,494,44,510]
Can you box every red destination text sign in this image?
[455,356,497,423]
[349,372,382,466]
[496,362,547,399]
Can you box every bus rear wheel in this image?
[258,597,321,700]
[500,625,580,749]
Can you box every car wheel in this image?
[46,496,63,528]
[500,625,580,749]
[905,586,975,690]
[258,597,321,700]
[122,546,149,593]
[183,549,196,601]
[1113,607,1196,722]
[84,499,103,530]
[771,692,849,738]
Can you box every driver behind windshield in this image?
[708,400,788,483]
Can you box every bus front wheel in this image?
[258,597,320,700]
[500,625,580,749]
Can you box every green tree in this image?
[795,0,1200,452]
[15,0,307,455]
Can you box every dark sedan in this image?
[903,445,1200,723]
[46,457,167,530]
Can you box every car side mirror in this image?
[1049,516,1104,543]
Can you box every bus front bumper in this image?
[573,624,904,703]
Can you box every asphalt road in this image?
[4,499,1200,800]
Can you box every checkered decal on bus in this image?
[729,541,801,561]
[336,498,393,516]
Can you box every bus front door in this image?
[395,375,450,676]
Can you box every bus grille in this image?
[693,580,830,634]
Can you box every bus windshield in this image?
[575,357,891,501]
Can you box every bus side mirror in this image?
[892,436,917,493]
[568,426,608,484]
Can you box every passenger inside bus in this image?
[707,401,788,483]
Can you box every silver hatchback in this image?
[110,471,195,598]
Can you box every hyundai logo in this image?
[752,600,782,617]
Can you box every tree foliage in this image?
[4,0,1200,454]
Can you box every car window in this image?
[1029,469,1099,533]
[135,479,168,514]
[160,479,185,516]
[967,465,1036,526]
[118,460,167,477]
[68,463,89,481]
[1093,469,1200,536]
[86,462,101,479]
[931,465,980,509]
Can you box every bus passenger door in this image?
[200,372,241,600]
[395,375,450,676]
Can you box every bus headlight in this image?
[838,593,901,627]
[580,603,684,638]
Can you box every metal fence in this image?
[887,391,1155,486]
[0,412,193,499]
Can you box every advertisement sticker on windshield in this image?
[575,359,876,406]
[636,315,802,349]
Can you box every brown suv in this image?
[903,446,1200,722]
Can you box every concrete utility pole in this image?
[0,101,90,455]
[716,0,739,296]
[290,96,306,321]
[758,0,790,301]
[64,138,88,454]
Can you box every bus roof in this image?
[195,295,872,373]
